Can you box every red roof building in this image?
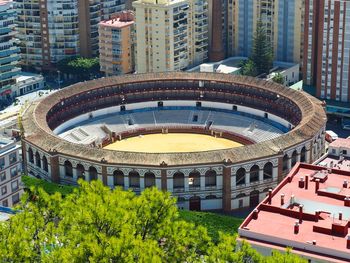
[239,163,350,262]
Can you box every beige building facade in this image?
[133,0,208,73]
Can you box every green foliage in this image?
[178,210,243,242]
[251,20,274,75]
[57,57,100,81]
[272,73,285,85]
[22,175,76,196]
[0,180,306,262]
[241,59,258,77]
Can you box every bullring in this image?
[21,72,327,211]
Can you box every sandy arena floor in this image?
[103,133,243,153]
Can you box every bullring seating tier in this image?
[58,107,285,145]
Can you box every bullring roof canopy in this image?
[22,72,327,167]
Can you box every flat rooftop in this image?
[239,163,350,262]
[330,138,350,149]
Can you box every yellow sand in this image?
[104,133,243,153]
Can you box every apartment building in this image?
[133,0,208,73]
[15,0,80,71]
[226,0,304,64]
[99,11,135,75]
[0,137,22,208]
[303,0,350,103]
[0,0,20,102]
[78,0,126,58]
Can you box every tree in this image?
[241,59,258,77]
[57,57,100,81]
[251,20,274,75]
[272,73,285,85]
[0,181,307,262]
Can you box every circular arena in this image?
[22,72,327,211]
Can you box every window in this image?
[9,152,17,164]
[343,150,348,155]
[1,186,7,195]
[11,180,18,192]
[0,172,6,182]
[0,158,4,169]
[12,193,20,205]
[2,199,8,207]
[10,167,17,178]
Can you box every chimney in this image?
[315,210,320,222]
[305,175,309,190]
[339,212,343,221]
[315,179,320,193]
[312,240,317,245]
[280,193,285,206]
[294,221,299,234]
[345,196,350,207]
[299,204,303,224]
[268,189,273,204]
[298,177,305,188]
[347,235,350,249]
[344,180,348,188]
[252,209,259,220]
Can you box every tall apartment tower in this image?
[99,11,135,75]
[303,0,350,102]
[15,0,80,71]
[227,0,304,63]
[0,0,20,101]
[78,0,126,58]
[133,0,208,73]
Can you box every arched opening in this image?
[113,170,124,187]
[263,162,273,180]
[64,161,73,177]
[291,150,298,167]
[249,165,259,183]
[144,172,156,188]
[189,171,200,188]
[300,147,306,162]
[42,156,48,172]
[249,190,260,207]
[205,170,216,187]
[76,164,85,180]
[173,172,184,189]
[189,196,201,211]
[28,148,34,163]
[89,166,98,181]
[129,171,140,188]
[282,154,289,173]
[236,193,246,208]
[236,168,246,186]
[35,152,41,168]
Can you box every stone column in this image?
[245,172,250,185]
[50,156,60,183]
[140,176,145,190]
[124,176,129,190]
[222,166,232,212]
[161,169,168,191]
[59,165,65,179]
[101,166,107,186]
[273,166,278,180]
[72,167,78,181]
[287,157,292,171]
[259,168,264,181]
[107,176,114,188]
[184,175,189,192]
[296,153,301,163]
[216,175,223,189]
[156,176,162,190]
[200,174,205,190]
[305,149,310,163]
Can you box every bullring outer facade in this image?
[21,72,327,211]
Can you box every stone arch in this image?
[189,170,200,188]
[236,193,246,198]
[291,150,298,167]
[129,171,140,188]
[64,160,73,177]
[173,172,185,189]
[28,147,34,163]
[76,164,85,180]
[113,170,124,187]
[249,165,259,183]
[144,172,156,188]
[236,168,246,186]
[282,154,289,173]
[205,170,216,187]
[300,146,306,162]
[89,166,98,181]
[263,162,273,180]
[42,156,48,172]
[35,151,41,168]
